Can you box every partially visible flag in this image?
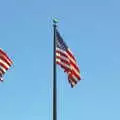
[56,29,81,87]
[0,49,13,81]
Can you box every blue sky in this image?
[0,0,120,120]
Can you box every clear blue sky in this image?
[0,0,120,120]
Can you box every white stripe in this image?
[56,58,71,71]
[0,48,12,65]
[56,53,70,63]
[0,66,6,73]
[56,48,76,64]
[0,59,10,69]
[68,49,76,60]
[56,48,80,77]
[69,80,76,87]
[70,65,80,77]
[72,74,79,82]
[56,52,60,57]
[69,74,79,87]
[0,71,3,76]
[56,52,79,77]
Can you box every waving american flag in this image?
[0,49,12,81]
[56,29,81,87]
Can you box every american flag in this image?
[0,49,12,81]
[56,29,81,87]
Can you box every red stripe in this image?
[56,61,71,73]
[56,59,81,80]
[57,61,80,80]
[68,77,77,88]
[0,71,3,79]
[69,60,80,73]
[56,49,76,63]
[56,50,68,58]
[71,70,81,80]
[0,49,12,64]
[68,79,74,88]
[59,59,81,80]
[69,76,77,84]
[56,56,70,65]
[0,68,5,74]
[57,61,81,87]
[0,56,11,66]
[0,71,3,76]
[57,57,80,80]
[67,50,76,61]
[0,62,8,70]
[56,50,80,72]
[57,61,77,87]
[56,48,81,87]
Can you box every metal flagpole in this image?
[53,19,58,120]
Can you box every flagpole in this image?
[53,19,57,120]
